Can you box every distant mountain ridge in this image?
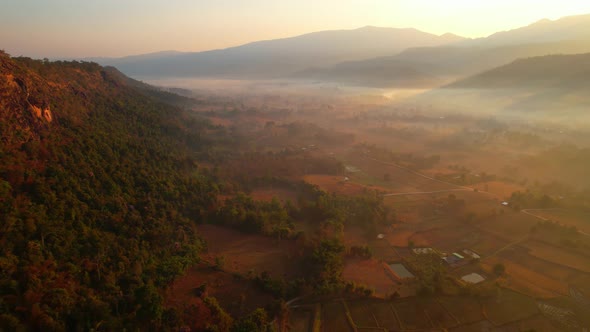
[295,14,590,87]
[408,52,590,119]
[91,26,465,79]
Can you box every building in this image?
[461,273,485,284]
[412,247,434,255]
[463,249,481,260]
[387,263,415,280]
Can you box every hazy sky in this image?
[2,0,590,58]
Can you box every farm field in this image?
[342,259,397,298]
[438,296,484,324]
[481,256,568,298]
[481,288,540,325]
[321,301,353,332]
[288,307,314,332]
[471,180,526,198]
[530,209,590,234]
[367,302,401,330]
[477,212,538,241]
[165,265,274,318]
[522,239,590,273]
[198,224,300,278]
[392,300,436,330]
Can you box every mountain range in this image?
[91,26,464,79]
[296,14,590,87]
[91,14,590,88]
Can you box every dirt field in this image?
[522,239,590,273]
[321,301,353,332]
[481,256,568,298]
[481,288,539,325]
[392,300,436,330]
[165,265,274,318]
[342,258,397,297]
[408,225,482,253]
[385,228,417,247]
[367,302,401,330]
[500,314,561,332]
[198,224,301,278]
[347,300,378,327]
[471,180,526,199]
[288,306,314,332]
[438,296,484,324]
[477,212,538,242]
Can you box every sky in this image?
[2,0,590,58]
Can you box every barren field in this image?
[367,302,401,330]
[482,288,539,325]
[471,180,526,198]
[522,239,590,273]
[392,300,436,330]
[477,212,538,241]
[288,306,314,332]
[500,314,561,332]
[481,256,568,298]
[385,228,416,247]
[198,224,300,278]
[165,265,274,317]
[408,225,481,253]
[342,258,397,297]
[438,296,484,324]
[321,301,353,332]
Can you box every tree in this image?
[493,263,505,276]
[231,308,269,332]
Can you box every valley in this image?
[150,81,590,331]
[4,6,590,331]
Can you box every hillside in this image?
[0,51,222,330]
[446,53,590,89]
[407,53,590,120]
[298,14,590,88]
[92,26,464,79]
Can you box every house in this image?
[502,201,509,206]
[463,249,481,260]
[387,263,415,280]
[412,247,434,255]
[461,273,485,284]
[452,252,464,259]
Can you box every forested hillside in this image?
[0,51,220,331]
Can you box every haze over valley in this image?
[2,1,590,331]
